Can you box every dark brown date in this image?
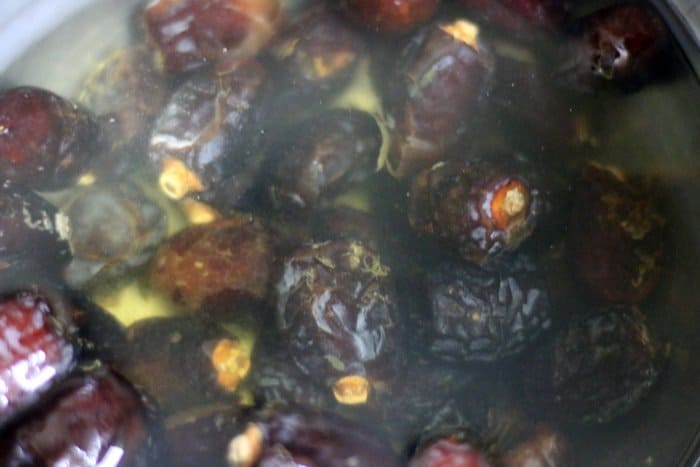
[165,405,248,467]
[557,3,669,91]
[0,86,101,190]
[0,368,162,467]
[333,0,440,34]
[0,182,72,281]
[149,58,268,202]
[268,5,366,115]
[525,306,664,424]
[150,214,273,310]
[426,257,551,362]
[275,240,400,405]
[268,109,381,212]
[144,0,282,75]
[408,158,545,265]
[228,405,401,466]
[384,19,492,178]
[569,162,664,304]
[0,291,77,428]
[79,45,170,148]
[123,316,252,414]
[312,206,381,250]
[61,181,167,288]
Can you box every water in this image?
[2,0,700,465]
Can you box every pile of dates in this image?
[0,0,677,465]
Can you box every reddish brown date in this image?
[268,4,366,115]
[0,368,162,467]
[557,3,669,91]
[268,109,381,212]
[228,405,401,466]
[144,0,282,75]
[569,162,664,304]
[384,19,492,178]
[460,0,571,35]
[123,317,251,414]
[275,240,400,405]
[0,291,77,428]
[0,87,101,190]
[409,436,494,467]
[149,58,268,203]
[0,182,72,281]
[333,0,440,34]
[150,214,273,310]
[408,158,545,265]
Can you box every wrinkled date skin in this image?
[333,0,441,34]
[228,405,401,467]
[150,214,273,310]
[426,258,551,362]
[149,58,269,202]
[123,317,251,414]
[275,240,400,403]
[557,3,669,91]
[408,159,545,265]
[500,425,573,467]
[62,181,167,288]
[165,405,247,467]
[569,162,664,304]
[268,5,366,115]
[0,291,77,427]
[268,109,381,211]
[526,307,664,424]
[0,182,72,280]
[0,368,162,467]
[144,0,282,75]
[460,0,571,35]
[384,18,492,178]
[0,86,101,190]
[409,436,494,467]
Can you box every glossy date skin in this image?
[149,58,269,202]
[569,162,664,304]
[0,368,162,467]
[228,405,401,467]
[384,18,492,178]
[275,240,400,404]
[0,87,101,190]
[268,109,381,212]
[408,158,545,265]
[426,257,551,362]
[150,214,273,311]
[0,291,77,428]
[409,436,494,467]
[557,3,669,92]
[333,0,441,34]
[144,0,282,75]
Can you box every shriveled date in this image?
[275,240,400,405]
[426,257,551,362]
